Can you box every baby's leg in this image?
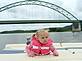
[25,45,34,57]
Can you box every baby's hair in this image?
[36,28,49,37]
[42,28,49,32]
[37,28,49,33]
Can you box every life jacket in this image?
[28,36,53,55]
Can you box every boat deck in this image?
[0,43,82,61]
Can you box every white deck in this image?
[0,43,82,61]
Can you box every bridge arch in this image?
[0,0,81,32]
[0,0,78,20]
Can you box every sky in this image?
[0,0,82,31]
[60,0,82,20]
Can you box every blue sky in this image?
[0,0,81,31]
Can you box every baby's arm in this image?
[50,45,59,56]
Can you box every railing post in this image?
[72,22,81,32]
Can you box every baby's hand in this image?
[28,54,35,57]
[28,51,35,57]
[53,51,59,56]
[28,51,40,57]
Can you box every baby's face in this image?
[37,31,49,44]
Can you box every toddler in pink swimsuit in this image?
[25,29,59,57]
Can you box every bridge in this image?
[0,0,81,32]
